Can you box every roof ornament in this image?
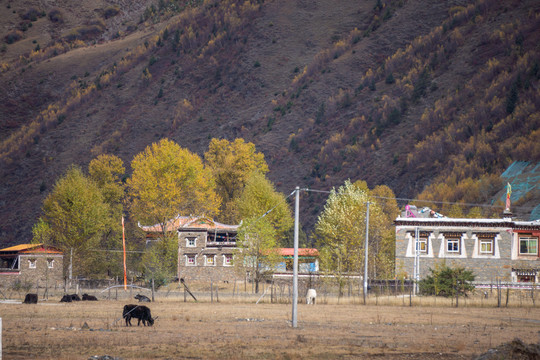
[405,205,416,218]
[419,207,446,218]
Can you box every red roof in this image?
[0,244,63,255]
[278,248,319,257]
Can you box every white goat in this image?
[306,289,317,304]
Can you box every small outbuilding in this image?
[0,243,64,288]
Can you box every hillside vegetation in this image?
[0,0,539,245]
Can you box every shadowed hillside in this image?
[1,0,539,245]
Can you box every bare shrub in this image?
[103,5,120,19]
[48,9,64,23]
[20,7,43,22]
[5,30,23,44]
[63,19,106,42]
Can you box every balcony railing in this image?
[206,241,236,247]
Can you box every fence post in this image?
[409,277,412,307]
[497,280,501,308]
[0,317,2,360]
[151,279,155,302]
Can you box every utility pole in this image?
[413,227,419,295]
[363,202,370,305]
[292,186,299,328]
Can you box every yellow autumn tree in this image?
[128,139,220,233]
[128,139,221,282]
[204,138,268,223]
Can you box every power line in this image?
[300,188,536,211]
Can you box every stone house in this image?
[395,206,540,283]
[0,243,64,288]
[140,216,320,282]
[141,216,239,282]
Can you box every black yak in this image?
[82,293,98,301]
[134,294,151,302]
[60,294,81,302]
[123,304,154,326]
[23,293,38,304]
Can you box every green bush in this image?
[419,264,475,297]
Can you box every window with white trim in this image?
[47,259,54,268]
[186,237,196,247]
[416,237,428,254]
[519,235,538,255]
[186,255,196,266]
[28,259,36,269]
[205,255,215,266]
[447,237,460,253]
[480,239,494,254]
[224,254,232,266]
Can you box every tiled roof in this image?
[140,216,239,233]
[0,243,63,254]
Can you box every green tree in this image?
[234,172,293,242]
[419,263,475,297]
[314,180,397,294]
[88,154,126,277]
[32,166,110,278]
[234,218,281,293]
[141,233,178,287]
[370,184,400,278]
[128,139,221,279]
[233,172,293,292]
[205,138,268,223]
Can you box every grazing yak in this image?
[134,294,151,302]
[123,304,154,326]
[306,289,317,305]
[23,293,38,304]
[60,294,81,302]
[82,293,98,301]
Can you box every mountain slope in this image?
[0,0,539,245]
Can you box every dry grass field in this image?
[1,290,539,359]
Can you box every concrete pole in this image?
[363,202,370,304]
[292,187,300,328]
[414,227,419,295]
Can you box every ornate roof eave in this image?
[394,217,540,231]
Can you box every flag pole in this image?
[122,216,127,290]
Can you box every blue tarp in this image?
[500,161,540,220]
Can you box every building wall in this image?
[0,254,64,288]
[396,225,540,283]
[177,230,237,282]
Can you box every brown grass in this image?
[1,287,539,359]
